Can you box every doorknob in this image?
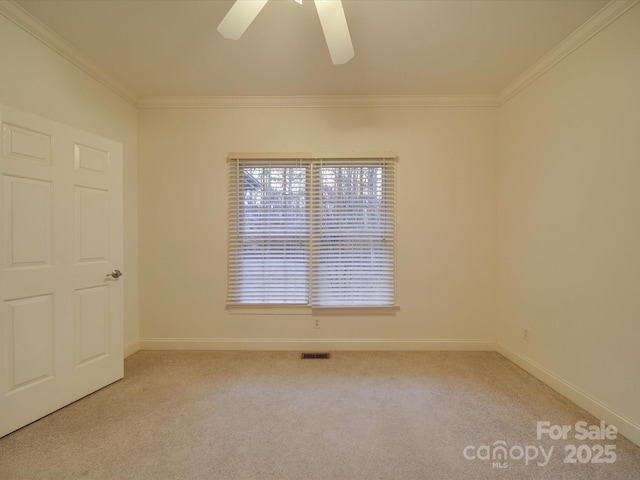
[106,269,123,279]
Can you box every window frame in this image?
[226,152,398,313]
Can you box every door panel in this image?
[4,176,53,268]
[75,186,109,263]
[74,143,109,174]
[2,122,52,165]
[75,285,109,365]
[5,294,54,390]
[0,104,123,437]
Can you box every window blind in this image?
[227,159,309,304]
[227,156,396,307]
[311,159,396,307]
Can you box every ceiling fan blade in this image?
[314,0,354,65]
[217,0,269,40]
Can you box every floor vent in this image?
[301,353,331,359]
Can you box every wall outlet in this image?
[523,328,530,342]
[314,318,321,329]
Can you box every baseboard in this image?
[497,342,640,447]
[139,337,496,352]
[123,339,141,358]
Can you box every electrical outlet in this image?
[523,328,529,342]
[314,318,320,329]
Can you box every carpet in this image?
[1,350,638,479]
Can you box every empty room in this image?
[0,0,639,478]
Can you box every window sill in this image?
[226,304,399,316]
[226,304,312,316]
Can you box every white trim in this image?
[138,95,498,109]
[498,0,640,105]
[497,342,640,447]
[226,152,398,162]
[226,305,313,315]
[0,0,138,106]
[139,337,496,352]
[124,339,140,358]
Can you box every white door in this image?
[0,104,123,437]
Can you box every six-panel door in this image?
[0,104,123,437]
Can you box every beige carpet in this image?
[1,351,639,479]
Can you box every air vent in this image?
[301,353,330,359]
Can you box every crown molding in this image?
[0,0,139,106]
[138,94,498,109]
[498,0,640,105]
[6,0,631,110]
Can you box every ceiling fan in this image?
[217,0,354,65]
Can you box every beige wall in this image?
[497,5,640,442]
[138,106,497,348]
[0,14,139,350]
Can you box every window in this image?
[228,154,396,308]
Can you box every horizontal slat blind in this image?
[311,159,396,307]
[228,156,396,307]
[228,159,309,304]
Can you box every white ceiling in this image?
[14,0,609,98]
